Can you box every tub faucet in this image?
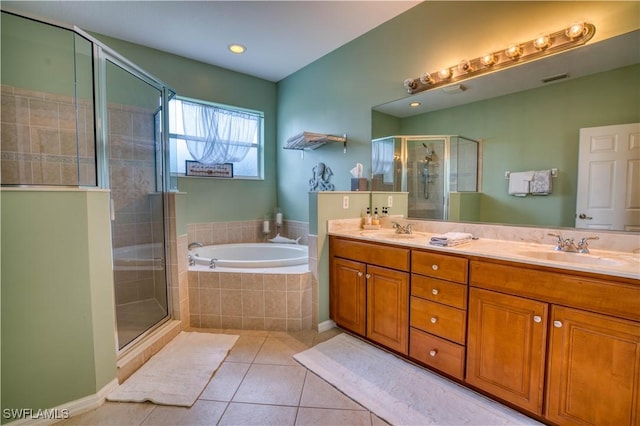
[392,222,413,234]
[188,242,203,250]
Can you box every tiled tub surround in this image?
[1,84,96,186]
[187,219,309,246]
[188,268,312,331]
[187,220,312,331]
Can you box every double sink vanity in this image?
[328,218,639,425]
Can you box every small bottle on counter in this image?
[365,207,372,226]
[372,208,380,225]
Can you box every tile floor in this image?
[58,328,388,426]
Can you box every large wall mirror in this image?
[371,31,640,232]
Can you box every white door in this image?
[576,123,640,231]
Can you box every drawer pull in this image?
[357,272,363,277]
[430,317,438,324]
[429,349,437,357]
[533,315,542,323]
[431,288,439,295]
[365,273,371,279]
[553,320,563,328]
[432,264,439,271]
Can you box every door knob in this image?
[578,213,593,220]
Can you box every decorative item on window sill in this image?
[285,132,347,158]
[403,22,595,96]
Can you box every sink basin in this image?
[359,230,426,240]
[517,250,624,267]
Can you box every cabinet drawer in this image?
[410,328,465,380]
[411,274,467,309]
[412,250,468,284]
[410,297,466,344]
[470,260,640,322]
[331,237,410,271]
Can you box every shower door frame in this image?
[91,36,176,353]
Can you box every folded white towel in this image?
[508,171,534,196]
[530,169,552,195]
[429,232,474,247]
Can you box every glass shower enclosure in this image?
[372,135,480,220]
[1,11,175,351]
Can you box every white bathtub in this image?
[189,243,308,268]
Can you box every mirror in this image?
[371,31,640,232]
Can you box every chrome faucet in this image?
[188,242,203,250]
[392,222,413,234]
[548,233,599,253]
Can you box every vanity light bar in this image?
[403,22,595,95]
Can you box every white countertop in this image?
[328,224,640,281]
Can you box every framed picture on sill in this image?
[185,161,234,178]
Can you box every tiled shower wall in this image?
[0,85,95,186]
[109,102,165,307]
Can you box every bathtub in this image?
[188,242,312,331]
[189,243,308,268]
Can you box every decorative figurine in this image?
[309,162,334,191]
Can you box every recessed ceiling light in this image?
[410,102,421,107]
[228,44,246,54]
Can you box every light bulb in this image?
[457,59,474,73]
[438,68,452,80]
[403,78,417,91]
[480,53,497,67]
[419,72,433,84]
[533,34,552,50]
[566,22,585,39]
[505,44,523,59]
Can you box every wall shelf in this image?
[284,132,347,158]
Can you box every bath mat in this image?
[294,333,541,425]
[107,331,238,407]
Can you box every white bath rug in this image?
[107,331,238,407]
[294,333,541,426]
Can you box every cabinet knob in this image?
[357,272,363,277]
[432,264,439,271]
[553,320,563,328]
[533,316,542,323]
[430,317,438,324]
[431,288,439,295]
[429,349,437,357]
[365,273,371,279]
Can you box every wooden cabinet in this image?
[329,237,410,354]
[545,306,640,426]
[466,287,548,415]
[469,259,640,424]
[409,250,468,379]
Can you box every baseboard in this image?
[317,319,336,333]
[5,379,118,425]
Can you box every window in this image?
[169,97,263,179]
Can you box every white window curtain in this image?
[181,100,259,164]
[372,139,395,175]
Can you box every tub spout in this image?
[188,242,203,250]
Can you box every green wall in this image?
[92,34,279,225]
[1,190,116,421]
[400,64,640,228]
[277,1,640,222]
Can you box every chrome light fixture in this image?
[403,22,595,95]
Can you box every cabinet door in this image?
[466,288,548,415]
[366,264,409,354]
[330,257,366,335]
[546,306,640,426]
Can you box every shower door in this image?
[406,138,446,219]
[103,57,170,350]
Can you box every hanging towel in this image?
[530,169,552,195]
[429,232,474,247]
[508,171,534,196]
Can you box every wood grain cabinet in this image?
[469,259,640,424]
[409,250,469,379]
[329,237,410,354]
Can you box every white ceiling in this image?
[1,0,421,82]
